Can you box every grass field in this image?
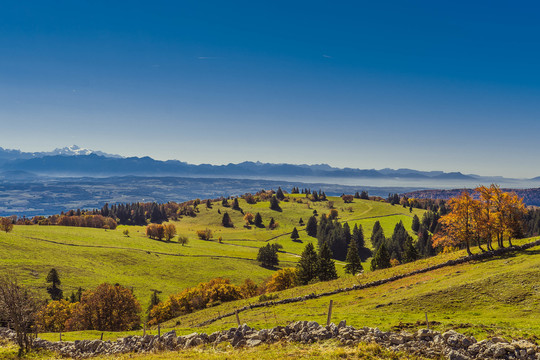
[0,195,420,310]
[2,194,540,358]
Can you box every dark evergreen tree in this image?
[344,240,363,275]
[403,236,419,263]
[291,227,300,241]
[276,187,285,200]
[353,224,372,261]
[387,221,411,262]
[257,244,279,268]
[147,290,162,316]
[342,222,352,245]
[268,217,276,229]
[298,218,304,226]
[416,226,435,257]
[370,221,385,250]
[411,214,420,233]
[222,198,229,207]
[296,243,319,285]
[360,191,369,200]
[221,212,234,227]
[354,191,360,199]
[269,196,281,211]
[206,199,212,208]
[254,212,263,228]
[232,198,241,211]
[46,268,63,301]
[150,203,164,224]
[69,287,83,303]
[306,216,318,237]
[370,243,391,271]
[317,242,338,281]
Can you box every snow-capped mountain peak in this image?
[44,145,123,158]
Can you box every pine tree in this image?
[254,212,263,228]
[360,191,369,200]
[269,196,281,211]
[403,236,419,263]
[290,227,300,241]
[232,198,241,211]
[353,224,372,261]
[416,226,434,257]
[343,222,352,245]
[370,243,391,271]
[147,290,162,318]
[276,187,285,200]
[221,212,234,227]
[296,243,319,285]
[46,268,63,301]
[306,216,318,237]
[387,221,409,262]
[412,214,420,232]
[370,221,385,250]
[318,242,338,281]
[344,240,363,275]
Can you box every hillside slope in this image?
[0,195,421,309]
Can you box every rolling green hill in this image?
[2,194,540,359]
[0,195,422,310]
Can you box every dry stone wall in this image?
[2,321,539,359]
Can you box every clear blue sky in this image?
[1,1,539,177]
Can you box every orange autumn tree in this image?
[433,190,476,255]
[434,185,526,254]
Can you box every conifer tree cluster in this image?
[312,215,371,262]
[296,242,337,284]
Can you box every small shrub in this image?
[177,235,189,246]
[196,228,213,240]
[258,293,279,302]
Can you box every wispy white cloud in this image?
[322,54,333,59]
[197,56,220,60]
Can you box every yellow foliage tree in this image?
[37,299,76,332]
[266,268,298,292]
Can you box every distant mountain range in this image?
[0,145,121,165]
[0,145,477,179]
[0,145,539,188]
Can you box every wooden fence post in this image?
[235,310,241,326]
[100,333,103,340]
[326,300,333,326]
[425,312,430,330]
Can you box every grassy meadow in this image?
[0,195,421,311]
[3,194,539,359]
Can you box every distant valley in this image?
[2,145,540,216]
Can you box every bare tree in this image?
[0,275,39,356]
